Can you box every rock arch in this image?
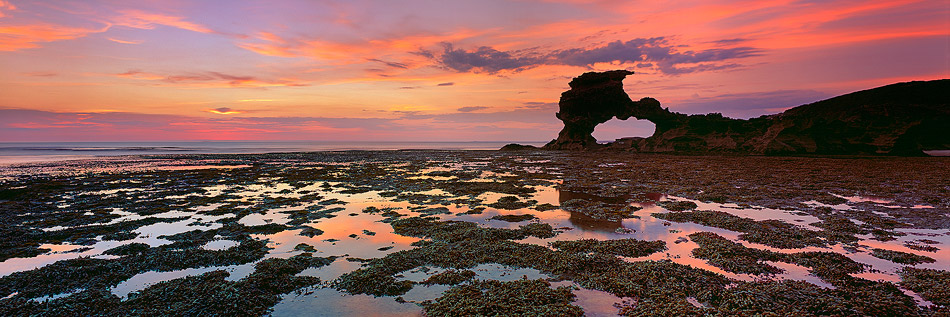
[542,70,949,155]
[543,70,671,150]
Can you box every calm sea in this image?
[0,141,547,164]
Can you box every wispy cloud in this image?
[672,89,832,118]
[21,71,57,77]
[0,23,109,51]
[114,70,309,88]
[112,9,214,34]
[235,28,484,67]
[0,7,216,51]
[368,58,409,69]
[0,0,16,18]
[206,107,243,115]
[107,37,142,44]
[457,106,488,112]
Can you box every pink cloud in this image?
[0,0,16,18]
[206,107,243,115]
[236,28,485,69]
[21,71,58,77]
[106,37,142,44]
[112,70,309,88]
[0,23,109,51]
[112,9,214,34]
[0,108,558,142]
[0,6,216,52]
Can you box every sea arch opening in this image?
[592,118,656,144]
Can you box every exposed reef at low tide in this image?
[541,70,949,156]
[1,152,948,315]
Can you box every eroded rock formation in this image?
[543,70,950,156]
[544,70,666,150]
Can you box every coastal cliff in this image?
[542,71,949,156]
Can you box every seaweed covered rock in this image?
[550,238,666,258]
[654,210,825,248]
[0,253,334,316]
[421,279,583,316]
[870,248,936,265]
[421,269,477,285]
[899,267,950,307]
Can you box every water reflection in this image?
[271,287,423,317]
[566,210,623,232]
[557,189,628,205]
[111,263,257,299]
[551,281,630,316]
[557,189,625,232]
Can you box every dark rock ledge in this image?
[533,70,949,156]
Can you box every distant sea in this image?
[0,141,548,164]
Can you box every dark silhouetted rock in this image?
[545,70,663,150]
[542,70,950,156]
[500,143,538,151]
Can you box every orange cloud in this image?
[112,70,309,88]
[112,9,214,34]
[206,107,243,115]
[0,23,108,51]
[645,0,935,50]
[236,31,299,57]
[528,0,941,54]
[0,8,213,51]
[115,70,165,81]
[718,0,938,49]
[107,37,142,44]
[237,28,485,67]
[0,0,15,18]
[7,113,109,129]
[22,71,57,77]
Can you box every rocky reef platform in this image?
[1,151,949,315]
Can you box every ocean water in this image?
[4,142,943,165]
[0,141,547,164]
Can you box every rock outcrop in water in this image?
[542,70,950,156]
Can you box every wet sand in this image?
[0,151,947,315]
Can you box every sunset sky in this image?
[1,0,947,142]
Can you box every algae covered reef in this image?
[1,151,949,316]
